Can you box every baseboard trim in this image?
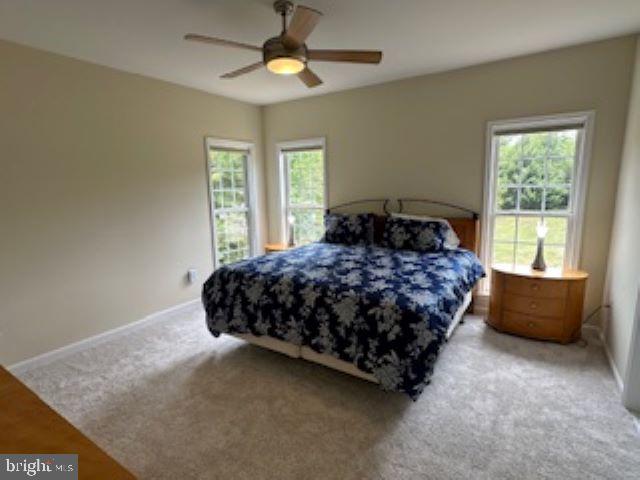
[583,324,624,392]
[8,298,201,375]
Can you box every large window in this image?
[278,139,326,246]
[206,139,256,268]
[482,113,593,276]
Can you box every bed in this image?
[202,199,484,399]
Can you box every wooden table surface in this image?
[0,366,135,479]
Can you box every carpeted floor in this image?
[17,306,640,480]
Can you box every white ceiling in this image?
[1,0,639,105]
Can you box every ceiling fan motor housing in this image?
[263,36,307,66]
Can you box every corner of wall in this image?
[602,34,640,395]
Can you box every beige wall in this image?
[263,36,637,318]
[0,40,265,365]
[604,37,640,387]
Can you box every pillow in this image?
[323,213,374,245]
[391,213,460,249]
[382,216,449,252]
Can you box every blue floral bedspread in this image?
[202,243,484,399]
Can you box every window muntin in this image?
[281,143,326,246]
[208,147,252,267]
[490,128,581,270]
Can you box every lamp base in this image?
[531,238,546,271]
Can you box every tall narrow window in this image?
[206,139,255,267]
[482,113,593,277]
[279,139,326,246]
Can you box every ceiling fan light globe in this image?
[267,57,305,75]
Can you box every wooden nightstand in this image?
[487,265,588,344]
[264,243,290,254]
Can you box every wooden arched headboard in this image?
[445,218,480,254]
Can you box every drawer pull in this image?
[531,283,540,290]
[529,302,538,310]
[528,322,535,328]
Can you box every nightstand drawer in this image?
[503,292,566,318]
[502,311,563,340]
[504,276,568,299]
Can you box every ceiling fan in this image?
[184,0,383,88]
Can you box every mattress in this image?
[234,290,473,384]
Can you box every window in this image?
[278,139,327,246]
[206,138,256,268]
[482,113,593,277]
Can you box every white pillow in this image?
[390,213,461,249]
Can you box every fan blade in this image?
[220,62,264,79]
[307,49,382,64]
[298,67,323,88]
[184,34,262,52]
[282,6,322,49]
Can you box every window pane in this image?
[221,171,233,189]
[493,242,514,266]
[547,157,572,185]
[521,157,544,185]
[211,149,242,169]
[233,170,245,189]
[287,150,325,206]
[223,191,235,208]
[515,242,536,267]
[497,135,521,185]
[215,212,250,266]
[494,216,516,242]
[213,191,224,209]
[292,208,324,245]
[548,130,577,158]
[545,217,568,245]
[210,153,247,210]
[517,216,538,244]
[545,186,570,211]
[210,171,222,190]
[545,246,565,269]
[231,154,244,170]
[497,187,517,210]
[521,132,548,159]
[519,187,542,211]
[235,190,245,207]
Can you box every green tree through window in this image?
[208,148,251,267]
[284,147,325,245]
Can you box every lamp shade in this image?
[536,221,548,239]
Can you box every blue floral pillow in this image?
[323,213,375,245]
[382,217,449,252]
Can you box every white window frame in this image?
[276,137,328,244]
[205,137,259,268]
[480,111,595,292]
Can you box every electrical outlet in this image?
[187,269,198,284]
